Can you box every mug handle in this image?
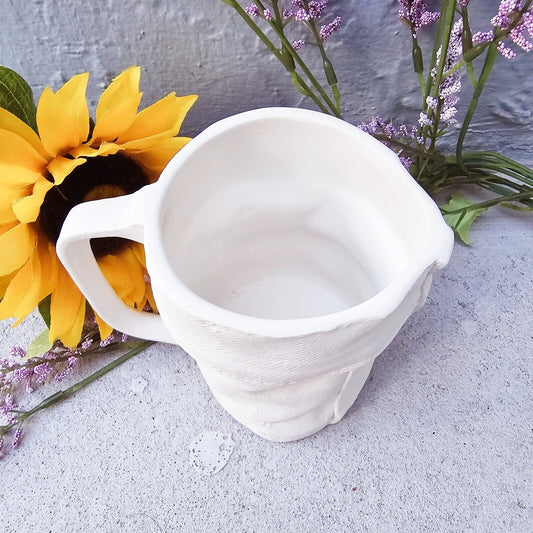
[56,186,175,344]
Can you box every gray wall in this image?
[1,1,531,161]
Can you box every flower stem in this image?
[460,5,477,87]
[455,42,498,165]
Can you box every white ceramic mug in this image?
[57,108,454,441]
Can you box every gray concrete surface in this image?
[1,1,532,532]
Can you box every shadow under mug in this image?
[57,107,454,441]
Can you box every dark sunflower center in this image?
[38,153,150,258]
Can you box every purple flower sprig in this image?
[419,17,464,147]
[227,0,342,116]
[0,319,148,458]
[455,0,533,165]
[282,1,342,109]
[396,1,441,92]
[359,116,426,171]
[397,0,440,38]
[490,0,533,59]
[246,1,341,46]
[446,0,533,76]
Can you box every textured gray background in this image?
[1,1,532,532]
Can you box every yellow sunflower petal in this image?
[131,136,190,181]
[47,155,86,185]
[97,254,135,303]
[0,128,48,181]
[0,223,36,276]
[69,142,123,159]
[117,94,197,149]
[0,221,17,234]
[49,264,85,344]
[0,273,11,299]
[55,72,90,144]
[30,238,59,303]
[0,184,31,225]
[97,246,147,308]
[11,237,55,323]
[145,283,158,313]
[12,177,53,223]
[57,297,86,348]
[94,311,113,341]
[0,168,41,187]
[0,257,32,320]
[119,246,147,305]
[129,243,157,311]
[0,107,50,159]
[130,242,146,266]
[37,87,85,158]
[96,66,141,121]
[91,92,143,143]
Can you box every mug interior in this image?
[160,114,428,320]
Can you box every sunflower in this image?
[0,66,197,347]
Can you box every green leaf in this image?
[440,194,488,245]
[38,295,52,329]
[24,329,53,359]
[0,66,37,131]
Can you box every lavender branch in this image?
[301,0,341,113]
[427,0,457,116]
[0,341,153,450]
[247,0,341,116]
[221,0,334,114]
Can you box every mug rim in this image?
[144,107,453,337]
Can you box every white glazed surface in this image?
[57,108,454,441]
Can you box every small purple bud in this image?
[100,333,115,348]
[399,156,413,170]
[497,40,517,59]
[426,96,439,109]
[10,346,25,359]
[418,112,433,127]
[13,367,32,384]
[320,16,341,41]
[81,338,93,351]
[472,31,494,44]
[33,362,53,384]
[245,3,259,17]
[292,39,305,50]
[1,393,17,415]
[11,426,23,449]
[295,8,310,22]
[308,0,328,19]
